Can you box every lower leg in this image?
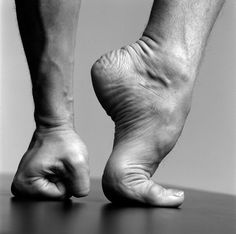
[92,0,225,206]
[12,0,89,199]
[143,0,225,73]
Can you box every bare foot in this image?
[91,36,194,207]
[11,126,90,199]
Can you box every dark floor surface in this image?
[0,174,235,234]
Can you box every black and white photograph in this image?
[0,0,235,233]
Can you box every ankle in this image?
[135,35,197,80]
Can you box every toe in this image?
[102,169,184,207]
[143,181,184,207]
[102,159,184,207]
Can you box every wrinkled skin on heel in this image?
[91,39,193,207]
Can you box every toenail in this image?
[174,191,184,197]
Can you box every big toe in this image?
[141,181,185,207]
[103,173,184,207]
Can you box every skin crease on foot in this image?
[12,0,224,203]
[91,36,195,207]
[91,0,225,208]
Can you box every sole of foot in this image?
[91,36,194,207]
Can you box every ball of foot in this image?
[91,37,193,207]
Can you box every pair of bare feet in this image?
[11,35,195,207]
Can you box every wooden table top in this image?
[1,174,235,234]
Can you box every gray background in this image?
[0,0,235,195]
